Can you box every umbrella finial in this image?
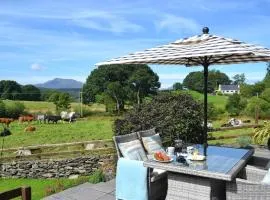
[202,27,209,34]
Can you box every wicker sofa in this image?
[226,165,270,199]
[113,130,168,200]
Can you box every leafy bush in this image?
[236,136,252,148]
[114,93,204,145]
[245,97,270,119]
[253,122,270,145]
[225,94,247,116]
[216,91,223,96]
[4,101,25,118]
[89,170,105,184]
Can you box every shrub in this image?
[114,93,204,145]
[253,122,270,145]
[245,97,270,119]
[236,136,252,148]
[89,169,105,184]
[216,91,223,96]
[4,101,25,118]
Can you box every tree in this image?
[232,73,246,85]
[172,82,183,90]
[183,70,231,93]
[0,100,6,117]
[106,82,126,114]
[49,92,71,111]
[263,62,270,88]
[225,93,247,116]
[129,67,160,105]
[245,97,270,119]
[0,80,22,100]
[261,88,270,103]
[240,82,265,98]
[21,85,41,101]
[114,93,204,145]
[82,64,160,112]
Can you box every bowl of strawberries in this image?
[153,151,173,163]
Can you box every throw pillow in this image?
[262,168,270,185]
[141,134,165,154]
[118,139,148,161]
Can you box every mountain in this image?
[35,78,83,89]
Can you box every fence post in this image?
[21,186,31,200]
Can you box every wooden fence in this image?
[0,186,31,200]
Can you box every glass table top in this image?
[172,145,251,174]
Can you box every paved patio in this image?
[43,179,115,200]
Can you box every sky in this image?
[1,0,270,89]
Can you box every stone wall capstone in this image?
[1,155,116,180]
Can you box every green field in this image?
[3,100,106,114]
[2,116,114,149]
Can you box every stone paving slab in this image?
[43,180,115,200]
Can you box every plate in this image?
[188,155,206,161]
[153,158,174,163]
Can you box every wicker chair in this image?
[113,131,168,200]
[226,165,270,200]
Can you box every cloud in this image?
[156,14,200,34]
[30,63,45,71]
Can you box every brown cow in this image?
[0,118,14,127]
[19,115,34,123]
[24,126,36,132]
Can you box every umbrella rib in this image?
[209,54,236,65]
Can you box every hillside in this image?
[35,78,83,89]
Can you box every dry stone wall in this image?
[1,155,115,180]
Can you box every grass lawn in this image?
[0,175,101,200]
[3,100,106,114]
[2,116,114,149]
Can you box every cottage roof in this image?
[220,85,239,91]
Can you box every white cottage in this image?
[218,84,240,95]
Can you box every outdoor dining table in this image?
[143,145,254,200]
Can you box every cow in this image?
[60,111,76,123]
[19,115,34,123]
[0,128,11,137]
[46,115,61,124]
[24,126,36,132]
[36,114,46,124]
[0,118,14,127]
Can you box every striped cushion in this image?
[118,139,147,161]
[142,134,165,154]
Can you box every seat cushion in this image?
[118,139,148,161]
[141,134,165,154]
[262,168,270,185]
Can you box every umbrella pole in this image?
[203,64,209,156]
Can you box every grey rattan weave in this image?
[226,165,270,200]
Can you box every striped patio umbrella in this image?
[96,27,270,155]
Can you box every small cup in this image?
[166,147,175,156]
[187,146,194,156]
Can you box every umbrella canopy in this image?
[96,27,270,155]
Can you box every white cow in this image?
[60,111,76,123]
